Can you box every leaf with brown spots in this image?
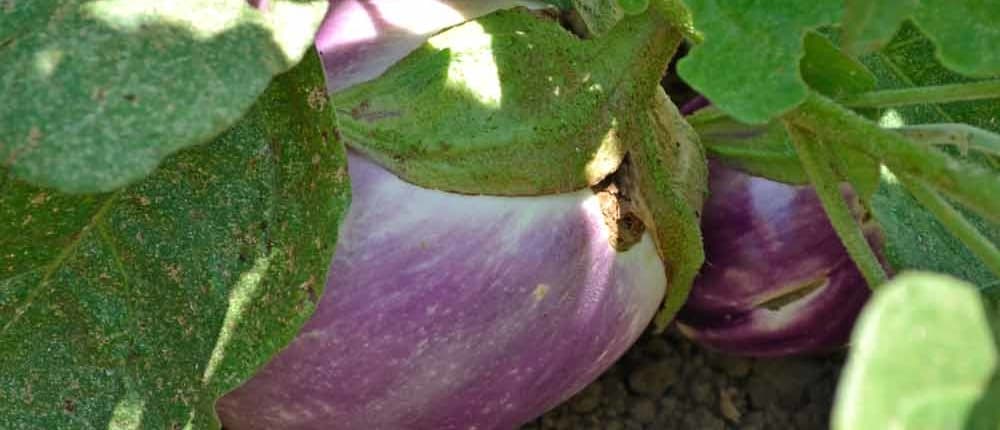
[0,50,350,429]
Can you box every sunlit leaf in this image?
[676,0,841,124]
[0,0,327,193]
[833,272,1000,430]
[332,7,681,195]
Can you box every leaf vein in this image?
[0,192,119,336]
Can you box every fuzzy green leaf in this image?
[863,24,1000,291]
[0,0,327,193]
[332,6,681,195]
[0,51,349,429]
[801,32,877,99]
[833,272,1000,430]
[676,0,841,124]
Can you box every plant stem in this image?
[785,92,1000,224]
[895,123,1000,157]
[784,122,889,289]
[899,175,1000,279]
[838,79,1000,108]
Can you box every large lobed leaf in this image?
[0,50,349,429]
[840,0,1000,77]
[0,0,327,193]
[833,272,1000,430]
[677,1,1000,124]
[676,0,841,124]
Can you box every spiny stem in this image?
[899,175,1000,279]
[784,122,888,289]
[838,79,1000,108]
[785,92,1000,224]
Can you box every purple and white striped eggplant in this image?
[217,2,704,429]
[215,151,667,429]
[676,160,882,357]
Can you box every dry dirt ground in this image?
[522,327,846,430]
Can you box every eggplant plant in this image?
[2,0,1000,429]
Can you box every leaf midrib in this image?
[1,191,120,336]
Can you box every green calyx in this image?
[331,4,683,196]
[627,88,707,330]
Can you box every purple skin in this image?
[316,0,546,92]
[216,151,667,429]
[675,161,878,357]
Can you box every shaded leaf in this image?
[0,50,349,429]
[833,272,1000,430]
[863,23,1000,291]
[801,32,877,98]
[676,0,841,124]
[0,0,327,193]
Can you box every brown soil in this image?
[522,326,845,430]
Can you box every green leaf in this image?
[0,0,327,194]
[333,6,682,195]
[863,23,1000,291]
[676,0,841,124]
[839,0,918,57]
[912,2,1000,77]
[863,24,1000,146]
[871,170,1000,295]
[833,272,1000,430]
[801,32,877,98]
[0,50,350,428]
[840,1,1000,77]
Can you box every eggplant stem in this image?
[837,79,1000,108]
[899,174,1000,279]
[784,122,889,289]
[785,92,1000,224]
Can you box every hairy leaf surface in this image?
[0,51,349,429]
[0,0,326,193]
